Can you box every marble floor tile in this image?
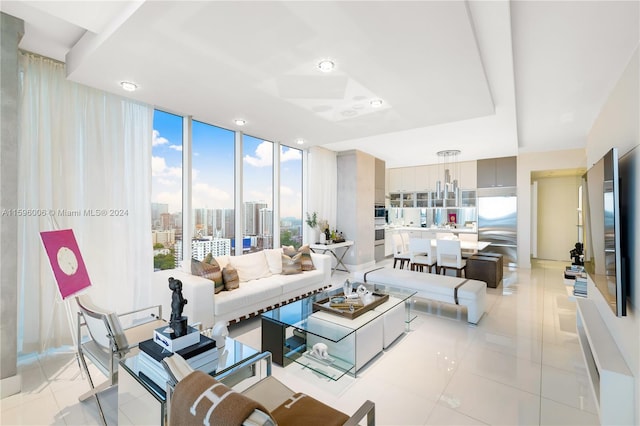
[0,259,604,425]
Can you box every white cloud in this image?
[169,144,182,151]
[280,147,302,162]
[244,141,273,167]
[280,185,294,196]
[152,156,181,178]
[192,182,232,209]
[152,129,169,147]
[154,191,182,213]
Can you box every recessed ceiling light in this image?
[370,99,383,108]
[120,81,138,92]
[296,139,305,145]
[234,119,246,126]
[317,59,335,73]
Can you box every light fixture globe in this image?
[317,59,335,73]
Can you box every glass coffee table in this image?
[261,282,416,380]
[118,336,271,425]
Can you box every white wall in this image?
[516,149,587,269]
[586,45,639,423]
[535,175,582,261]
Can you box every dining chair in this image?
[76,294,165,425]
[400,231,411,252]
[436,239,466,277]
[458,233,479,258]
[409,238,437,273]
[392,233,410,269]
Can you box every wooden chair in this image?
[436,239,466,277]
[409,238,437,273]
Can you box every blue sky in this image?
[151,110,302,218]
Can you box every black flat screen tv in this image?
[582,147,626,316]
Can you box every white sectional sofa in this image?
[152,250,331,330]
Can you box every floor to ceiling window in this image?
[280,145,303,248]
[191,120,235,260]
[242,135,274,252]
[151,109,302,264]
[151,110,183,270]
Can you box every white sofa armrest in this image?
[152,269,215,330]
[311,252,331,284]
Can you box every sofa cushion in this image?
[263,248,283,275]
[279,269,325,296]
[191,258,225,294]
[193,257,224,294]
[282,245,315,271]
[229,251,272,283]
[215,255,231,269]
[281,253,302,275]
[213,278,283,317]
[222,266,240,291]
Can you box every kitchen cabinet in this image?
[458,160,477,189]
[414,166,430,191]
[477,156,516,188]
[375,158,386,204]
[388,168,402,192]
[389,167,417,192]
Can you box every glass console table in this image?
[117,336,270,425]
[261,283,416,380]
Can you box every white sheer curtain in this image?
[307,146,337,239]
[17,52,153,353]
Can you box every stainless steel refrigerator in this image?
[477,187,518,266]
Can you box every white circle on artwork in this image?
[57,246,78,275]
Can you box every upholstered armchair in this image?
[162,353,376,426]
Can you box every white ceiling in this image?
[2,0,638,168]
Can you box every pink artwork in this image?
[40,229,91,299]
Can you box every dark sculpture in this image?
[168,277,188,337]
[570,242,584,266]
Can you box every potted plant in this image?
[305,211,318,229]
[306,212,319,243]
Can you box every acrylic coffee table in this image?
[261,283,416,380]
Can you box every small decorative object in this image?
[169,277,188,337]
[357,284,368,297]
[319,232,326,244]
[211,321,229,348]
[343,278,352,296]
[324,227,331,242]
[312,342,329,360]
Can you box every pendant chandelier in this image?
[436,149,461,207]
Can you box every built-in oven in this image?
[374,205,386,219]
[374,228,385,241]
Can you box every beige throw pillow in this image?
[264,248,284,274]
[222,266,240,290]
[281,253,302,275]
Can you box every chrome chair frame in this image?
[76,294,163,425]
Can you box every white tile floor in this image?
[0,259,599,425]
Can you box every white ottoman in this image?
[373,297,406,349]
[307,310,383,373]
